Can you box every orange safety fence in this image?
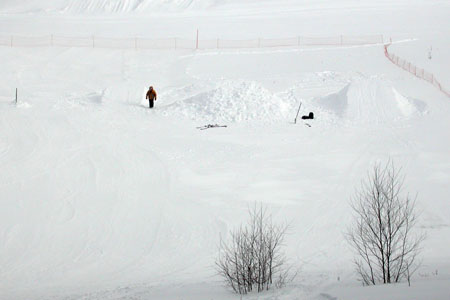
[384,44,450,98]
[0,34,384,50]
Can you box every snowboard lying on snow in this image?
[197,124,227,130]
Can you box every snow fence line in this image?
[0,34,384,50]
[384,44,450,98]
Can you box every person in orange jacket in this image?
[146,86,157,108]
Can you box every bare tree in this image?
[347,162,425,285]
[216,204,292,294]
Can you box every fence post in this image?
[196,29,199,50]
[294,101,302,124]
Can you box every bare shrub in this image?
[216,205,292,294]
[347,162,425,285]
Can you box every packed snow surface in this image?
[0,0,449,300]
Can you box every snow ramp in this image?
[313,78,426,125]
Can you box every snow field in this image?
[1,1,450,299]
[0,0,218,14]
[1,41,449,300]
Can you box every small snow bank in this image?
[15,101,32,109]
[310,78,426,124]
[162,81,294,123]
[392,88,428,117]
[62,91,105,108]
[0,100,31,109]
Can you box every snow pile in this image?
[163,81,294,123]
[312,78,427,124]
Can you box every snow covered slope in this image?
[0,0,444,15]
[0,1,449,300]
[0,0,218,14]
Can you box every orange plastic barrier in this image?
[384,44,449,98]
[0,34,384,50]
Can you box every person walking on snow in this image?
[146,86,157,108]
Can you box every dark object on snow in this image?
[197,124,228,130]
[146,86,157,108]
[301,112,314,120]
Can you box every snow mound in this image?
[312,78,426,124]
[162,81,293,123]
[0,0,218,14]
[314,83,350,118]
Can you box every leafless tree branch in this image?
[346,161,425,285]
